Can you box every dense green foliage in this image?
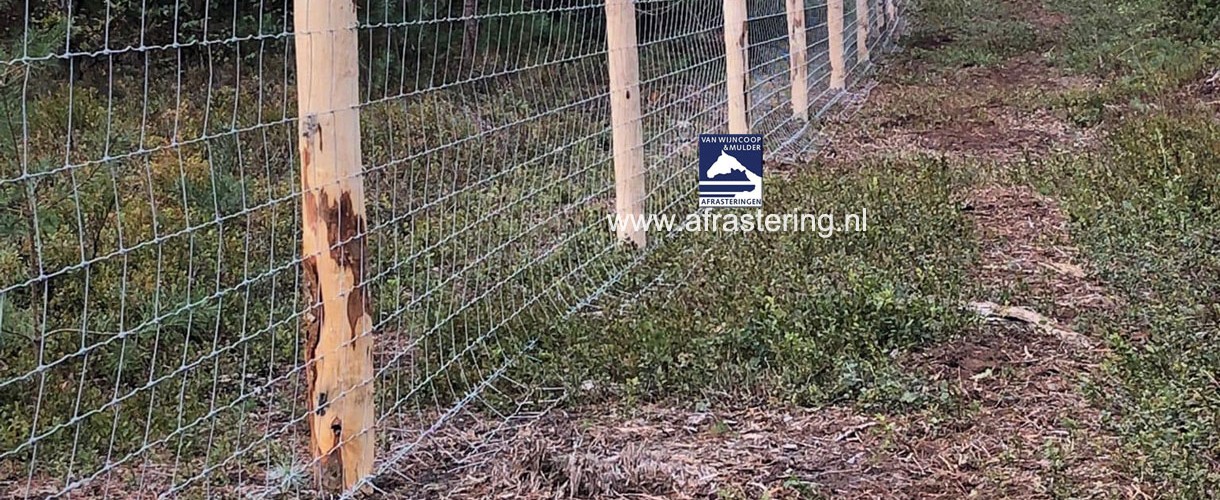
[905,0,1040,67]
[1165,0,1220,38]
[1053,0,1218,94]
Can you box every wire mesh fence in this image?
[0,0,906,496]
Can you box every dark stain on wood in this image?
[309,186,373,346]
[302,254,322,415]
[303,252,328,488]
[302,190,317,231]
[322,191,369,343]
[319,416,345,490]
[316,392,329,416]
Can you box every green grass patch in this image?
[527,159,978,412]
[1049,0,1220,96]
[906,0,1041,69]
[1022,111,1220,494]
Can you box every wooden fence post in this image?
[828,0,845,89]
[786,0,808,120]
[856,0,870,63]
[605,0,646,247]
[293,0,375,493]
[723,0,749,133]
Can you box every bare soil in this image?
[824,54,1100,164]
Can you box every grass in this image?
[905,0,1042,69]
[858,0,1220,493]
[3,0,1219,495]
[1023,113,1220,494]
[528,158,977,411]
[1024,0,1220,492]
[1051,0,1219,94]
[0,0,815,492]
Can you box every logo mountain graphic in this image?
[704,149,761,200]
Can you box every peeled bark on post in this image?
[294,0,375,493]
[828,0,845,89]
[604,0,646,247]
[786,0,809,120]
[856,0,870,63]
[723,0,749,134]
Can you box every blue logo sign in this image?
[698,134,763,208]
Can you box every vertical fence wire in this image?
[0,0,907,496]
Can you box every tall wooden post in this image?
[828,0,845,89]
[786,0,809,120]
[294,0,375,493]
[605,0,646,247]
[723,0,749,134]
[856,0,870,63]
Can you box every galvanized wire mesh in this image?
[0,0,906,496]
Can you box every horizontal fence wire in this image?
[0,0,907,497]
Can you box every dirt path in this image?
[817,2,1142,496]
[812,1,1145,496]
[853,182,1132,498]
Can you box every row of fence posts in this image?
[608,0,893,248]
[292,0,896,493]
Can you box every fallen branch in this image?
[968,301,1091,347]
[833,421,878,442]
